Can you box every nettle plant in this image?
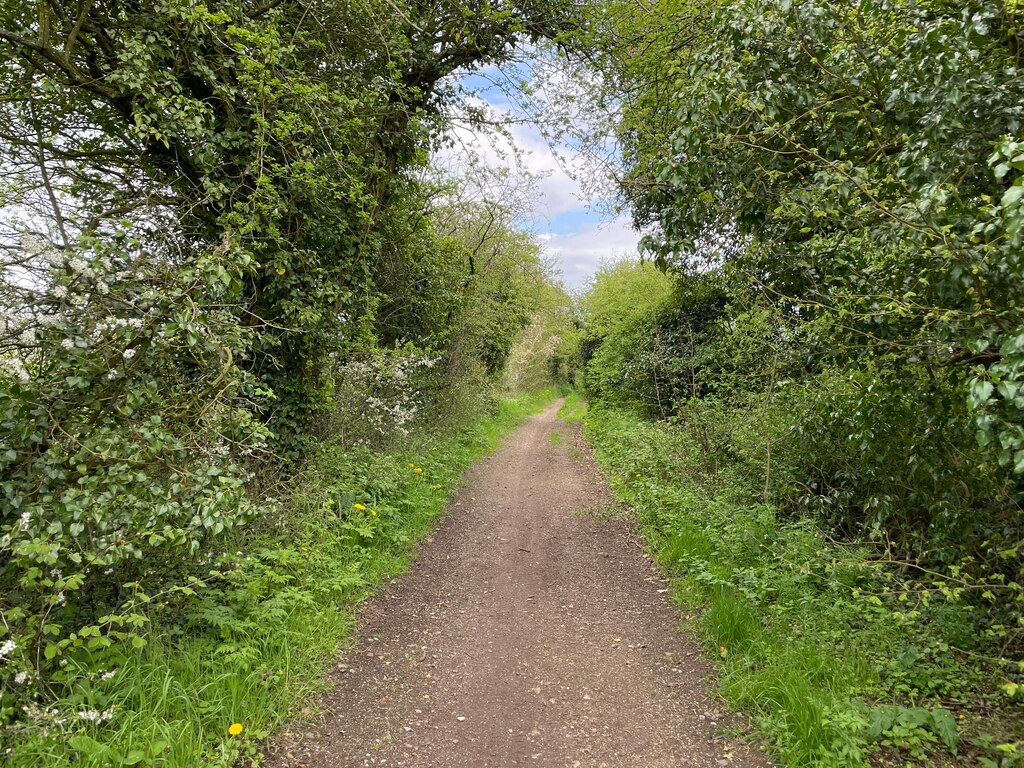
[0,227,267,726]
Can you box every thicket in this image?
[0,0,574,763]
[561,0,1024,764]
[575,259,1023,767]
[581,398,1001,766]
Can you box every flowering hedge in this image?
[0,230,267,724]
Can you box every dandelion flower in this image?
[413,467,423,474]
[353,503,366,511]
[407,463,415,469]
[370,510,377,517]
[228,723,244,736]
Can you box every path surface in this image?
[267,401,769,768]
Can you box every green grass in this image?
[580,399,1022,768]
[556,389,588,423]
[8,388,557,768]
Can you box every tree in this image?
[0,0,577,724]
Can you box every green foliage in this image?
[501,281,576,393]
[578,259,674,339]
[2,389,556,767]
[584,403,1023,767]
[0,0,573,748]
[566,3,1024,761]
[605,0,1024,485]
[575,259,676,413]
[0,240,266,724]
[435,203,553,378]
[556,390,588,424]
[572,264,1022,763]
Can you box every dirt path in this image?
[266,400,769,768]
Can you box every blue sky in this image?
[439,65,641,289]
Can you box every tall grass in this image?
[576,401,1021,768]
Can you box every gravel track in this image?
[265,400,769,768]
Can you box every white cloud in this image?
[436,101,587,219]
[540,216,641,288]
[435,83,637,289]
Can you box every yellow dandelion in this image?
[370,510,377,517]
[407,463,416,469]
[413,467,423,474]
[228,722,244,736]
[353,503,366,511]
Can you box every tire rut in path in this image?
[266,400,769,768]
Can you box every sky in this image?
[436,64,641,290]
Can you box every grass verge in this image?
[556,389,587,424]
[576,400,1022,768]
[7,389,556,768]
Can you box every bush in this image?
[0,236,266,726]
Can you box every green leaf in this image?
[68,735,110,756]
[969,379,994,407]
[929,708,958,752]
[1001,183,1024,208]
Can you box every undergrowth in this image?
[4,389,555,768]
[577,400,1023,768]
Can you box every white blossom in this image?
[76,708,114,723]
[21,234,43,255]
[2,356,30,381]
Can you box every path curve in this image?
[267,400,769,767]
